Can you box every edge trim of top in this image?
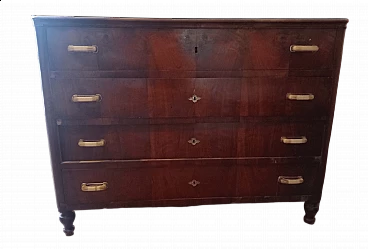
[32,16,349,28]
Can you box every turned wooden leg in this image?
[59,211,76,236]
[304,200,320,225]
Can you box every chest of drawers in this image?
[33,16,348,236]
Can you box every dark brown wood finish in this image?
[236,121,325,157]
[34,26,66,209]
[60,196,311,211]
[237,162,319,197]
[46,27,336,72]
[33,16,348,235]
[277,163,319,196]
[194,78,241,117]
[59,121,324,161]
[62,161,317,206]
[50,68,333,79]
[51,76,330,119]
[57,116,328,127]
[47,27,147,71]
[147,79,195,117]
[147,29,196,72]
[197,29,336,70]
[52,78,242,118]
[33,17,348,28]
[236,164,279,197]
[47,28,196,72]
[51,78,149,118]
[241,77,332,117]
[59,211,76,236]
[304,200,320,224]
[62,163,236,205]
[308,24,348,223]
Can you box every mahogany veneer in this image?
[33,16,348,235]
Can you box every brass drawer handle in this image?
[188,138,200,146]
[188,179,200,187]
[286,93,314,101]
[290,45,319,52]
[72,94,101,103]
[78,139,105,147]
[68,45,98,53]
[281,136,307,144]
[188,94,201,103]
[81,182,108,192]
[278,176,304,185]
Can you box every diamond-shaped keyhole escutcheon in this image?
[188,179,200,187]
[188,94,201,103]
[188,138,200,146]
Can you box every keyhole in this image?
[193,96,197,101]
[195,46,198,54]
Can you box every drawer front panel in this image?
[60,122,324,161]
[62,163,236,205]
[236,163,318,197]
[237,122,325,157]
[52,77,328,119]
[236,164,278,196]
[60,123,237,161]
[48,27,335,71]
[241,77,332,117]
[277,164,319,196]
[62,161,317,205]
[51,78,241,118]
[52,78,150,118]
[196,29,336,70]
[47,28,196,71]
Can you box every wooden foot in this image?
[303,200,320,225]
[59,211,76,236]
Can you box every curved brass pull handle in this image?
[78,139,105,147]
[290,45,319,52]
[72,94,101,103]
[68,45,98,53]
[281,136,307,144]
[188,138,200,146]
[188,94,201,103]
[188,179,200,187]
[278,176,304,185]
[81,182,108,192]
[287,93,314,101]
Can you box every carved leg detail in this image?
[304,201,320,225]
[59,211,76,236]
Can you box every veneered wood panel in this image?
[62,163,236,204]
[47,28,148,71]
[240,77,332,117]
[237,122,325,157]
[194,78,241,117]
[147,79,195,118]
[51,78,149,118]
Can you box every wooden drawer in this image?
[277,163,319,196]
[59,122,324,161]
[236,163,318,197]
[241,77,332,117]
[62,162,236,205]
[47,27,335,71]
[59,123,237,161]
[47,28,195,71]
[196,29,335,70]
[51,78,241,118]
[237,121,325,157]
[51,77,329,118]
[62,161,318,205]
